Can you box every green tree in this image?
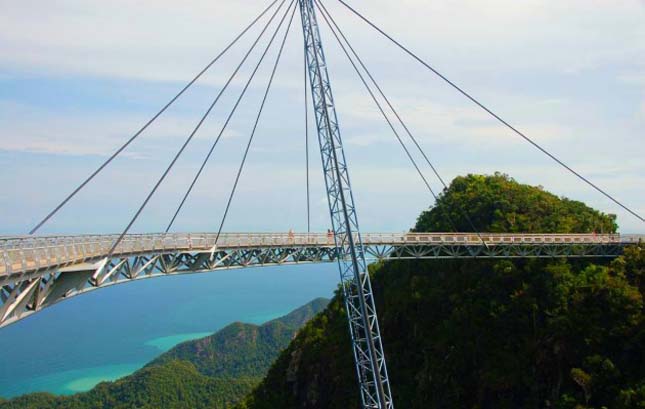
[414,173,617,233]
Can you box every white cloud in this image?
[1,0,643,234]
[221,129,241,140]
[618,72,645,88]
[0,0,276,82]
[0,99,254,156]
[336,92,573,149]
[1,0,644,82]
[335,0,645,71]
[345,133,389,147]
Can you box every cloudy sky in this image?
[1,0,643,235]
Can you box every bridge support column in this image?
[298,1,394,408]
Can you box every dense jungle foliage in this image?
[1,361,256,409]
[149,297,330,377]
[238,174,643,409]
[414,173,618,233]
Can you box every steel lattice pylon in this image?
[298,1,394,407]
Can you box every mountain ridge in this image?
[0,298,330,409]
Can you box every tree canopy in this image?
[414,173,617,233]
[239,175,643,409]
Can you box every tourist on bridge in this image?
[327,229,334,244]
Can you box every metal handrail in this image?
[1,232,641,276]
[1,233,640,250]
[1,232,638,245]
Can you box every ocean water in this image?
[0,263,340,398]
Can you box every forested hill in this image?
[0,298,329,409]
[149,297,330,377]
[414,173,617,233]
[238,174,644,409]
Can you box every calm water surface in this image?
[0,264,339,398]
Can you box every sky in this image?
[0,0,643,235]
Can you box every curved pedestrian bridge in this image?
[0,232,641,328]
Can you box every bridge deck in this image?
[0,232,641,328]
[1,232,641,276]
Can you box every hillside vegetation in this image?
[0,298,329,409]
[1,361,255,409]
[238,174,643,409]
[149,297,330,378]
[414,173,617,233]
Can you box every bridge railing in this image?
[0,233,332,275]
[1,233,642,276]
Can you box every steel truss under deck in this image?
[0,233,636,329]
[298,1,393,407]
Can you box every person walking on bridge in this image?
[327,229,334,245]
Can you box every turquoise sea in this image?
[0,264,339,398]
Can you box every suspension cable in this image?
[215,3,297,244]
[317,0,485,239]
[315,2,461,234]
[304,38,311,234]
[108,0,290,254]
[337,0,644,224]
[29,0,281,235]
[164,1,291,233]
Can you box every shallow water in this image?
[144,332,215,352]
[0,264,339,398]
